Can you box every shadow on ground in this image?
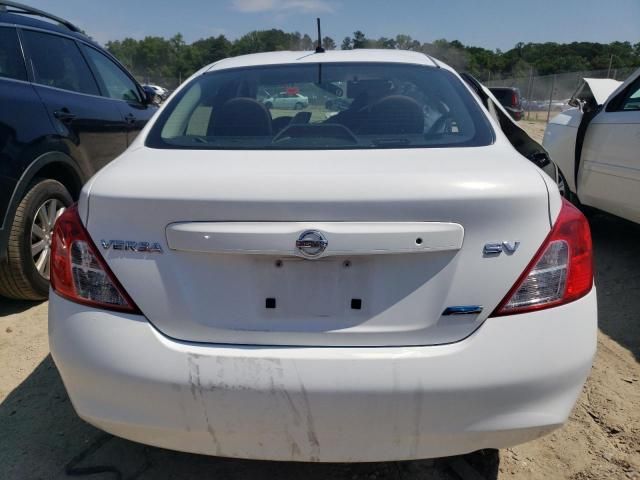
[0,299,43,317]
[0,354,499,480]
[589,212,640,360]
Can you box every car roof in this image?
[0,11,98,46]
[207,49,450,72]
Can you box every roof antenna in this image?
[315,18,325,53]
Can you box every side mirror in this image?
[142,86,158,105]
[527,152,551,169]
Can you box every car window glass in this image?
[81,46,141,103]
[21,30,99,95]
[621,82,640,111]
[150,62,494,151]
[0,27,27,81]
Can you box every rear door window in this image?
[81,45,142,103]
[148,62,494,150]
[0,27,27,81]
[620,80,640,111]
[21,30,99,95]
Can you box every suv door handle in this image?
[53,108,76,123]
[124,113,137,124]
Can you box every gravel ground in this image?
[0,121,638,479]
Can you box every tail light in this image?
[492,199,592,316]
[50,205,140,314]
[512,91,518,107]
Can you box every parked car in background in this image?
[143,83,169,99]
[263,91,309,110]
[49,49,596,463]
[525,99,548,111]
[543,72,640,223]
[489,86,524,120]
[0,1,157,300]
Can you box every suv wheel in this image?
[0,179,72,300]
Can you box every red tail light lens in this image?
[492,198,593,316]
[50,205,140,314]
[512,91,518,107]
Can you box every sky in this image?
[20,0,640,50]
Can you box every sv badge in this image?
[483,241,520,256]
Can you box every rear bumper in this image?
[49,290,597,462]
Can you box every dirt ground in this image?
[0,122,638,479]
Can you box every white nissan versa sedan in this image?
[49,50,597,462]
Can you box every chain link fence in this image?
[485,68,637,122]
[128,70,182,97]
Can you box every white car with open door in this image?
[543,70,640,223]
[49,50,597,462]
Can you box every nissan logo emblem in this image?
[295,230,328,258]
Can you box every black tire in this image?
[555,169,597,217]
[556,170,578,205]
[0,179,72,300]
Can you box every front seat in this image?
[209,97,273,137]
[358,95,424,135]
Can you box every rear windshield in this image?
[146,62,494,150]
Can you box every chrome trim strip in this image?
[442,305,483,316]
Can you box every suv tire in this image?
[0,179,72,300]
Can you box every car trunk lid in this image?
[84,145,551,347]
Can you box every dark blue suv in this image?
[0,2,157,300]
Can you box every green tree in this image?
[301,34,314,50]
[106,31,640,87]
[375,37,396,49]
[394,34,420,51]
[352,31,367,49]
[231,29,294,56]
[322,36,336,50]
[189,35,231,70]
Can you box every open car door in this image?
[542,78,623,199]
[577,69,640,223]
